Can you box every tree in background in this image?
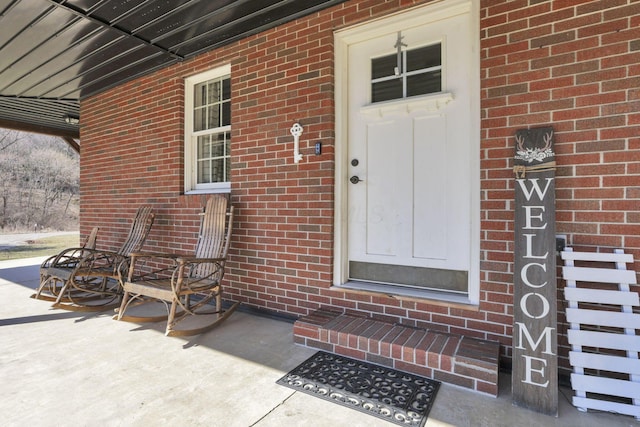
[0,129,79,231]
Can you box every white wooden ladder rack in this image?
[562,247,640,419]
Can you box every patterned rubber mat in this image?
[277,351,440,426]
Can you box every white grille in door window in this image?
[371,44,442,103]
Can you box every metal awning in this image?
[0,0,347,140]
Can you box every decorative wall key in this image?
[290,122,304,163]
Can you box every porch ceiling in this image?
[0,0,347,140]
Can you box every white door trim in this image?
[333,0,481,305]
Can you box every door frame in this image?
[332,0,481,305]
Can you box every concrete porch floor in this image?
[0,257,637,427]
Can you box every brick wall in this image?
[80,0,640,374]
[481,0,640,373]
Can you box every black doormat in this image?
[277,351,440,426]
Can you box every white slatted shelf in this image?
[561,251,633,264]
[565,308,640,330]
[562,266,636,285]
[562,247,640,420]
[564,287,640,306]
[567,330,640,352]
[569,352,640,375]
[572,396,640,419]
[571,374,640,400]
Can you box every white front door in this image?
[337,1,479,299]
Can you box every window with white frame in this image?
[371,43,442,103]
[184,65,231,193]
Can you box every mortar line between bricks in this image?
[455,360,498,375]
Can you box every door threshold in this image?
[333,281,478,310]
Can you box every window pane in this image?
[208,104,221,129]
[223,78,231,100]
[196,132,230,184]
[211,133,225,157]
[407,71,441,97]
[207,81,221,104]
[407,44,441,72]
[198,158,211,183]
[211,158,223,182]
[372,79,402,103]
[194,83,206,108]
[194,107,206,132]
[222,100,231,126]
[197,135,210,158]
[372,54,397,79]
[225,132,231,154]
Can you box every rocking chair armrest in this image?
[125,253,188,281]
[41,247,90,268]
[128,252,185,260]
[175,256,226,264]
[72,249,127,272]
[170,257,227,295]
[76,248,122,259]
[127,252,189,269]
[40,254,57,268]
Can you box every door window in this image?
[371,44,442,103]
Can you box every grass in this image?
[0,234,81,261]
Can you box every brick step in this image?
[293,309,500,396]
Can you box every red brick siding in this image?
[481,0,640,373]
[80,0,640,375]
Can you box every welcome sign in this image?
[512,127,558,415]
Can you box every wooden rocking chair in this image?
[34,226,100,301]
[115,196,238,337]
[46,206,155,312]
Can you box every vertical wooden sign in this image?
[512,127,558,416]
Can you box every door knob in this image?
[350,175,362,184]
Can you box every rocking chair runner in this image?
[115,196,238,337]
[44,206,155,311]
[34,226,99,301]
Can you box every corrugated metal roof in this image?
[0,0,346,140]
